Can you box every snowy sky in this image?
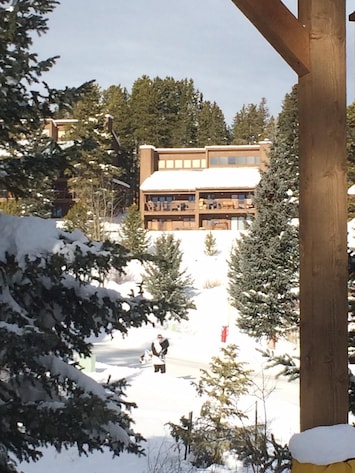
[31,1,355,124]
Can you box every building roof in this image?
[140,167,261,192]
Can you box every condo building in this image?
[139,142,270,231]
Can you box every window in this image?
[232,216,248,230]
[175,160,183,168]
[52,207,62,218]
[228,156,236,164]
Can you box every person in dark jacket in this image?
[151,333,169,373]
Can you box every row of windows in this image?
[149,195,196,203]
[209,156,260,166]
[158,159,206,170]
[157,155,261,169]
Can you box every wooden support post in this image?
[230,0,349,430]
[298,0,348,431]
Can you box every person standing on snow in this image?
[151,333,169,373]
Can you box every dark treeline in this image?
[58,76,274,152]
[54,77,275,211]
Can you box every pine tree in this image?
[228,86,299,342]
[65,83,123,240]
[118,203,150,254]
[0,215,184,473]
[0,4,185,472]
[143,233,195,320]
[231,98,271,145]
[102,85,137,204]
[63,201,91,237]
[129,75,230,148]
[204,231,218,256]
[169,78,201,147]
[168,344,252,467]
[0,1,92,218]
[129,75,161,146]
[196,101,230,146]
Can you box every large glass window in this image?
[209,155,261,166]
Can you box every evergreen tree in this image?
[0,0,61,217]
[204,231,218,256]
[65,83,123,240]
[0,4,185,472]
[231,98,271,144]
[130,75,230,148]
[118,203,150,254]
[0,215,184,473]
[168,344,252,467]
[196,101,230,146]
[129,75,160,146]
[228,86,299,342]
[0,0,92,218]
[143,233,195,320]
[63,201,91,237]
[169,78,201,147]
[102,85,137,205]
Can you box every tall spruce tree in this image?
[196,101,230,146]
[0,3,185,472]
[231,98,271,145]
[143,233,195,320]
[228,86,299,342]
[0,0,73,217]
[129,75,230,148]
[129,75,161,147]
[102,85,137,205]
[65,83,123,240]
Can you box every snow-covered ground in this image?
[17,225,355,472]
[17,228,301,473]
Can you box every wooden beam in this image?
[298,0,348,431]
[230,0,348,431]
[230,0,310,76]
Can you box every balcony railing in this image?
[145,198,254,213]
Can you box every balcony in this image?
[144,198,254,214]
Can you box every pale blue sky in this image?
[33,0,355,125]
